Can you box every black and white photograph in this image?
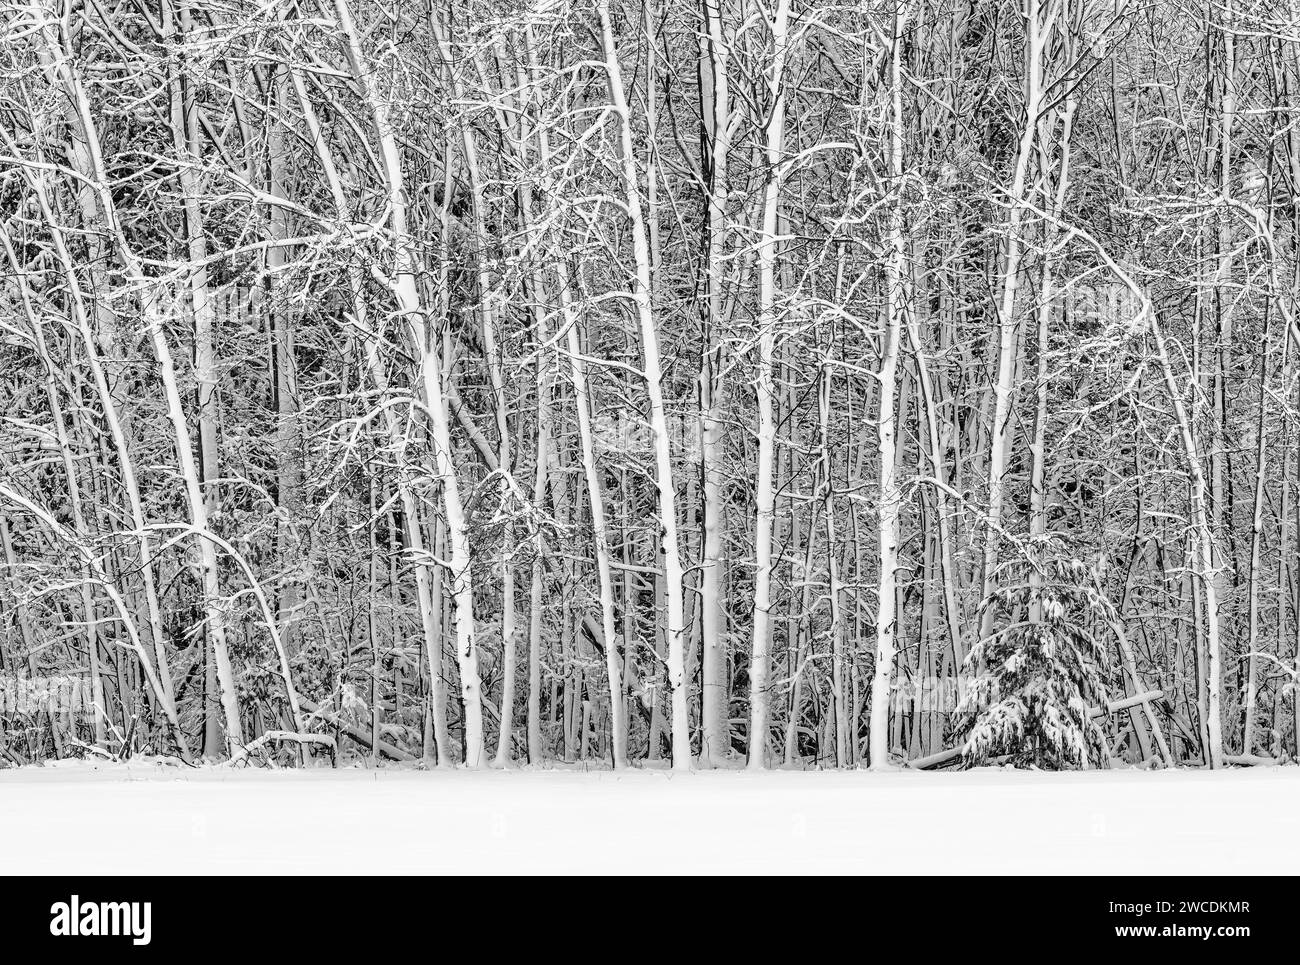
[0,0,1292,913]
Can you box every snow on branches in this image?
[957,553,1114,770]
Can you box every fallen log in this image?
[1100,690,1164,716]
[242,730,336,755]
[1225,754,1278,767]
[907,747,963,770]
[298,697,416,762]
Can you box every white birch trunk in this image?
[745,0,791,771]
[332,0,484,766]
[597,0,691,769]
[870,2,910,770]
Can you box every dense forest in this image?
[0,0,1294,772]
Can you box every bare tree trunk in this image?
[332,0,484,766]
[979,0,1051,641]
[697,0,732,768]
[870,2,910,770]
[745,0,791,771]
[597,0,690,769]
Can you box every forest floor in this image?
[1,761,1295,874]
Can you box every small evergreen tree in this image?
[956,554,1114,769]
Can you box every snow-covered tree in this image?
[957,554,1113,770]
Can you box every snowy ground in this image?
[1,762,1296,874]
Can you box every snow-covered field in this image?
[2,762,1296,874]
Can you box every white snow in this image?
[1,763,1295,874]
